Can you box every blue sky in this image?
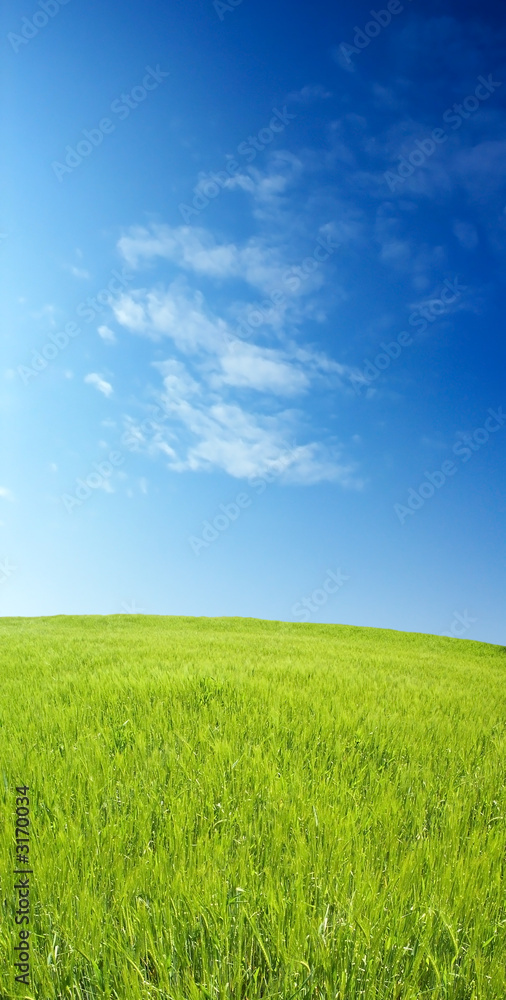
[1,0,505,643]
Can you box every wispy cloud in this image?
[110,272,360,485]
[84,373,113,397]
[105,174,370,486]
[69,265,91,279]
[97,324,117,344]
[211,341,310,396]
[117,222,304,293]
[126,359,362,485]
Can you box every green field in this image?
[0,616,504,1000]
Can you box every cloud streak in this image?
[107,217,362,485]
[84,373,113,397]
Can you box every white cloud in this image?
[115,282,352,391]
[114,220,344,358]
[118,224,238,277]
[113,295,147,332]
[70,265,90,279]
[131,386,361,485]
[108,222,360,486]
[155,358,201,397]
[0,487,14,501]
[84,373,113,397]
[105,167,373,489]
[117,223,298,294]
[291,346,350,380]
[98,324,117,343]
[213,341,310,396]
[113,282,229,352]
[120,348,362,485]
[220,154,304,222]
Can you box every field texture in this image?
[0,615,504,1000]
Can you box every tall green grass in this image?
[0,615,504,999]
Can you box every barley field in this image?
[0,615,504,1000]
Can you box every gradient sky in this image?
[1,0,505,643]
